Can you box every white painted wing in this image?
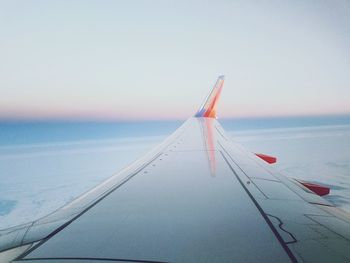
[1,77,350,263]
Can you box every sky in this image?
[1,0,350,120]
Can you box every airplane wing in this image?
[1,76,350,263]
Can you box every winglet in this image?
[195,75,225,118]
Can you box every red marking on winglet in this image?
[195,76,225,119]
[296,180,330,196]
[255,153,277,164]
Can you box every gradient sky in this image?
[1,0,350,120]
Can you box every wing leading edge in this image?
[1,76,350,263]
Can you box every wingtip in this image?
[195,76,225,118]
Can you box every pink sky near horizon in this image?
[1,100,349,121]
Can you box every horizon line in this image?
[1,113,350,123]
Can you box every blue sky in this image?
[1,1,349,120]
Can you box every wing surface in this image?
[1,77,350,263]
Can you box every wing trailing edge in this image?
[195,75,225,118]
